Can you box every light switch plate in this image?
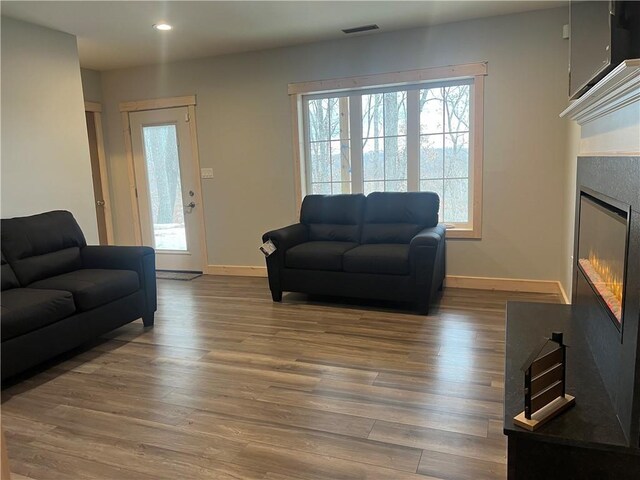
[201,168,214,179]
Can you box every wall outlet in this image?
[201,168,214,179]
[562,24,570,40]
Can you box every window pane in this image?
[421,179,444,222]
[308,98,330,142]
[304,80,475,230]
[329,98,341,140]
[444,132,469,178]
[311,183,331,195]
[385,136,407,180]
[384,91,407,136]
[142,124,186,251]
[420,179,444,201]
[331,182,352,194]
[444,179,469,223]
[420,134,444,179]
[364,181,384,195]
[419,88,443,134]
[362,93,384,138]
[386,180,407,192]
[310,141,330,183]
[442,85,470,133]
[331,140,351,183]
[363,137,384,181]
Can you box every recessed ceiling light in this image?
[153,23,172,31]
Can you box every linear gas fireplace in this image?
[577,189,629,330]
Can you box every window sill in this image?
[445,227,481,240]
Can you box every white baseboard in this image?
[445,275,565,298]
[203,266,568,300]
[557,282,571,305]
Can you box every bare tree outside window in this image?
[362,91,407,194]
[304,81,471,223]
[420,84,470,222]
[307,97,350,194]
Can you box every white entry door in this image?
[130,107,204,272]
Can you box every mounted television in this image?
[569,1,640,100]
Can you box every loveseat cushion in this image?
[1,211,87,285]
[285,241,358,271]
[301,194,366,242]
[1,253,20,291]
[361,192,439,244]
[1,288,76,341]
[28,269,139,311]
[343,244,410,275]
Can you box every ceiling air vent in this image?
[342,24,379,34]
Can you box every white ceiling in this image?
[1,1,566,71]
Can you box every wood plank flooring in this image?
[1,276,561,479]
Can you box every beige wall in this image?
[1,17,98,242]
[561,120,581,299]
[81,68,103,102]
[100,7,570,280]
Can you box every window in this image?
[290,63,486,238]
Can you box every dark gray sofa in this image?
[1,210,157,381]
[262,192,446,314]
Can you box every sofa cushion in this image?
[343,244,410,275]
[1,288,76,341]
[361,192,439,244]
[301,194,366,242]
[1,253,20,291]
[1,211,87,285]
[285,241,358,272]
[29,269,139,311]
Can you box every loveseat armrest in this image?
[262,223,309,252]
[81,246,157,325]
[409,223,446,250]
[262,224,308,302]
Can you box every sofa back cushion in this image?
[1,211,87,285]
[300,194,366,242]
[361,192,439,244]
[1,253,20,291]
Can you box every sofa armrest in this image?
[81,246,157,322]
[409,224,446,291]
[410,224,446,250]
[262,223,309,252]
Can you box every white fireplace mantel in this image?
[561,59,640,156]
[560,59,640,125]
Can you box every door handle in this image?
[96,200,105,206]
[184,201,196,209]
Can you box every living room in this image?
[1,1,639,479]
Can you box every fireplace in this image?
[571,156,640,447]
[577,189,629,331]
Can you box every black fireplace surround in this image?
[503,157,640,480]
[572,156,640,446]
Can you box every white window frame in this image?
[289,62,486,239]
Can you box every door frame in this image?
[85,101,115,245]
[120,95,209,271]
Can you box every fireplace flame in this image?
[587,250,623,303]
[579,249,623,322]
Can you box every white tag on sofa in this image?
[259,239,277,257]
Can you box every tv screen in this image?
[569,1,612,99]
[569,1,639,100]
